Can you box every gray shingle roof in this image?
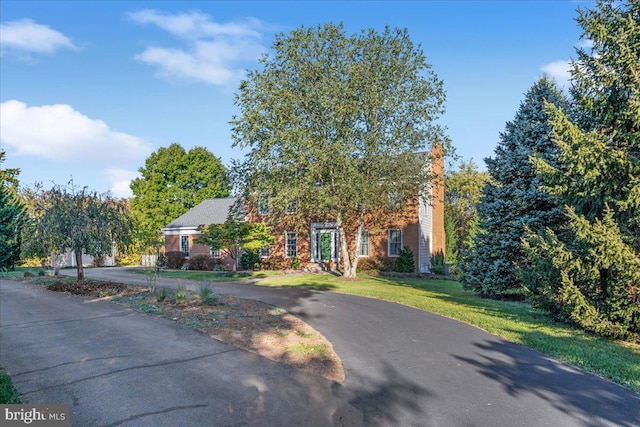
[163,198,240,230]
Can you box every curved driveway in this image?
[7,268,640,426]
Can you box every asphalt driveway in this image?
[2,268,639,426]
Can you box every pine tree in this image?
[461,76,570,298]
[522,0,639,341]
[0,182,24,270]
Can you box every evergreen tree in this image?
[522,0,639,341]
[0,151,24,270]
[461,76,570,298]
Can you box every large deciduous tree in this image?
[522,0,639,341]
[130,143,230,251]
[231,23,449,278]
[25,183,133,281]
[461,76,570,298]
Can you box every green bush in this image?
[23,271,34,278]
[197,285,220,305]
[291,256,300,270]
[430,250,445,275]
[394,246,415,273]
[240,250,261,270]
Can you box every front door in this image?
[320,232,332,261]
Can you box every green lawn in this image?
[0,267,40,279]
[256,273,640,393]
[126,268,282,282]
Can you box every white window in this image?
[180,235,190,258]
[260,245,270,258]
[388,229,402,257]
[211,248,221,258]
[258,195,270,215]
[285,232,297,258]
[358,230,369,257]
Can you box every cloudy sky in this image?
[1,1,586,198]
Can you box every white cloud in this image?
[0,100,152,165]
[105,168,138,198]
[576,38,594,49]
[128,9,267,86]
[0,19,77,54]
[542,60,572,88]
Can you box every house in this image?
[162,150,445,273]
[161,197,239,266]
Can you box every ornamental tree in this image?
[196,220,274,271]
[231,23,449,278]
[25,183,133,281]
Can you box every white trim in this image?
[161,227,202,236]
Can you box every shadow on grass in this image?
[453,338,640,426]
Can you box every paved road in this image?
[3,268,640,426]
[0,280,358,426]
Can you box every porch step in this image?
[304,262,333,273]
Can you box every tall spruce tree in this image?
[522,0,639,341]
[461,76,570,298]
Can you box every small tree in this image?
[25,183,133,281]
[196,220,274,271]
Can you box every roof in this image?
[162,198,240,230]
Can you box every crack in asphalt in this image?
[12,355,133,377]
[99,404,210,426]
[18,349,241,395]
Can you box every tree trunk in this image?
[337,214,360,279]
[75,249,84,282]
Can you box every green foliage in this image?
[196,220,274,271]
[0,366,21,404]
[522,0,640,341]
[21,182,133,282]
[291,255,300,270]
[444,160,490,265]
[231,23,449,278]
[197,285,219,305]
[155,287,168,302]
[175,286,187,304]
[0,151,24,271]
[129,143,230,251]
[394,246,415,273]
[356,258,381,273]
[461,76,570,298]
[164,251,186,269]
[239,249,261,270]
[430,249,445,275]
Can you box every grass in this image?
[127,268,282,282]
[0,266,41,279]
[0,366,21,404]
[257,273,640,393]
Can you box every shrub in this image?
[23,271,34,278]
[38,268,46,276]
[260,256,286,270]
[175,286,187,304]
[394,246,415,273]
[93,256,105,267]
[291,256,300,270]
[356,258,381,273]
[181,263,190,271]
[155,287,168,302]
[380,258,396,272]
[189,255,218,271]
[165,251,186,269]
[430,249,445,275]
[198,285,220,305]
[240,250,261,270]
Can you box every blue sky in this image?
[1,1,588,198]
